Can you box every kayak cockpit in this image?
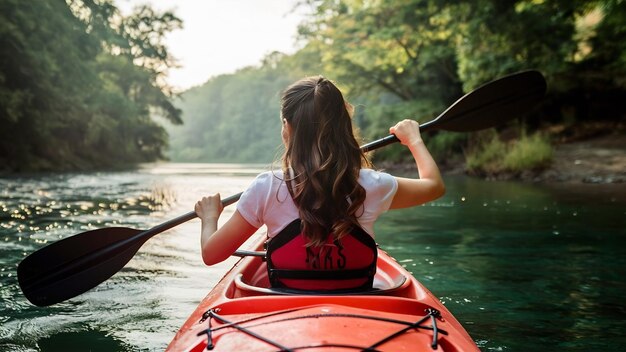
[233,272,408,296]
[224,248,425,300]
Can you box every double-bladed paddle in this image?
[18,70,547,307]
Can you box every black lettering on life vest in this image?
[323,247,333,269]
[305,247,320,269]
[305,243,347,270]
[335,241,346,269]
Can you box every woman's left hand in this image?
[195,193,223,222]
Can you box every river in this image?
[1,163,625,351]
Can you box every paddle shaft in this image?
[147,193,241,239]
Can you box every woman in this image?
[195,76,444,291]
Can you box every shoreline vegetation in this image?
[465,120,625,184]
[385,120,625,185]
[0,120,623,187]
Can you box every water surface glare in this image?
[1,164,624,351]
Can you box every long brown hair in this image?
[280,76,369,246]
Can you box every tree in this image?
[166,49,324,164]
[0,0,182,171]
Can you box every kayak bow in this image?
[167,236,479,351]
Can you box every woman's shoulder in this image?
[250,170,285,188]
[359,168,395,183]
[359,168,398,193]
[240,170,287,205]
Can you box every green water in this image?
[376,177,626,351]
[1,164,624,351]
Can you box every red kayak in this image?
[167,235,479,351]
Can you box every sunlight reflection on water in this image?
[0,163,268,351]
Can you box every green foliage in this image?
[165,50,322,164]
[465,131,507,173]
[168,0,625,173]
[466,131,553,175]
[3,0,624,175]
[451,0,581,90]
[0,0,181,171]
[352,98,446,162]
[300,0,463,103]
[586,0,626,88]
[425,132,467,162]
[503,133,553,172]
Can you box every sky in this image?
[114,0,307,91]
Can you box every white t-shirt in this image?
[237,169,398,238]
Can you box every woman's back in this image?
[237,169,397,239]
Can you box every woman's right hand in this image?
[388,118,445,209]
[389,119,423,147]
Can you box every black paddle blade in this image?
[423,70,547,133]
[360,70,547,152]
[18,227,145,306]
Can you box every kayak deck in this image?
[167,236,479,351]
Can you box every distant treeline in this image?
[0,0,182,171]
[168,0,626,174]
[2,1,625,173]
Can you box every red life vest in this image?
[266,219,377,291]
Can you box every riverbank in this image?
[478,121,625,184]
[386,121,626,185]
[515,121,625,184]
[529,128,626,203]
[536,131,625,184]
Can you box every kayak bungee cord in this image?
[197,307,446,351]
[366,307,443,350]
[199,314,214,350]
[204,309,448,335]
[201,309,293,351]
[429,308,442,349]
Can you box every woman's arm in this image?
[388,119,445,209]
[195,194,258,265]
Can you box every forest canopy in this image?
[2,0,625,172]
[167,0,626,172]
